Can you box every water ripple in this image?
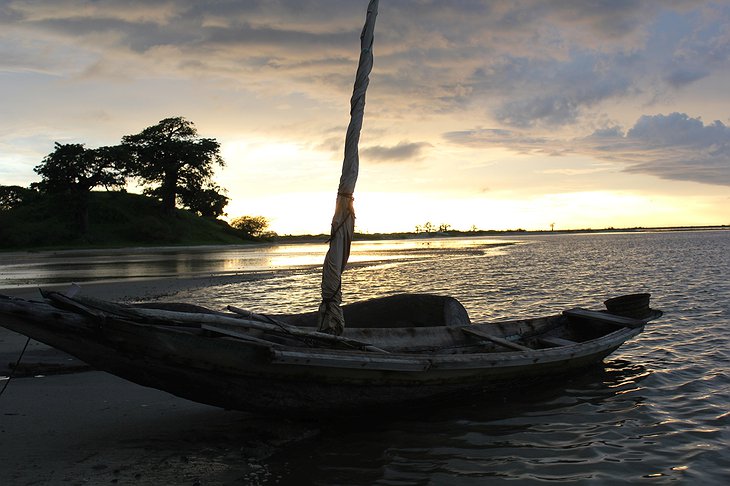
[226,231,730,485]
[3,232,729,483]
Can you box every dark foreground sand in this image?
[0,278,317,485]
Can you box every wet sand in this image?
[0,272,275,302]
[0,277,317,485]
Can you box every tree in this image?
[34,143,126,233]
[179,184,229,218]
[122,117,225,216]
[0,185,39,211]
[35,143,126,194]
[230,215,272,239]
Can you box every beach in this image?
[0,276,317,486]
[0,240,511,484]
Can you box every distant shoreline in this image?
[277,224,730,243]
[2,224,728,252]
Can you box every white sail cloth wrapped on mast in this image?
[318,0,379,335]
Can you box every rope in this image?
[324,194,355,244]
[322,281,343,305]
[0,336,31,399]
[253,313,323,348]
[325,211,353,244]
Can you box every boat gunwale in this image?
[267,325,643,371]
[0,293,651,375]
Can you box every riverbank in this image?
[0,275,321,485]
[0,191,254,251]
[257,224,730,244]
[4,220,727,252]
[0,371,317,485]
[0,271,274,301]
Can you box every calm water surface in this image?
[0,239,502,288]
[3,231,729,484]
[166,231,729,484]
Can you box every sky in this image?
[1,0,729,235]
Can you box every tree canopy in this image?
[0,185,38,211]
[230,215,273,239]
[34,143,126,195]
[122,117,226,216]
[178,184,229,218]
[33,142,127,233]
[4,117,235,242]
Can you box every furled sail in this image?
[318,0,379,335]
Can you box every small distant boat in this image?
[0,291,661,415]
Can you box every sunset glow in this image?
[2,1,729,234]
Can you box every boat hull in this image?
[0,294,657,415]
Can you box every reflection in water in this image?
[267,358,662,485]
[0,238,510,288]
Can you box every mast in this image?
[317,0,379,335]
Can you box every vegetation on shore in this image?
[0,116,276,250]
[278,224,730,244]
[2,114,727,251]
[1,187,726,251]
[0,191,265,250]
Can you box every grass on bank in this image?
[0,191,250,250]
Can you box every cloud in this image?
[446,112,730,186]
[490,52,637,127]
[664,66,710,88]
[3,0,726,122]
[361,141,429,163]
[615,113,730,185]
[443,128,564,156]
[444,128,533,146]
[2,0,730,188]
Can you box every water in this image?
[3,231,729,484]
[179,231,728,484]
[0,238,507,289]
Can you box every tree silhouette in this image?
[122,117,225,216]
[0,185,38,211]
[34,143,126,233]
[178,183,229,218]
[230,215,271,239]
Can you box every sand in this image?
[0,277,317,485]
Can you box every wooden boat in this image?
[0,291,661,415]
[0,5,663,416]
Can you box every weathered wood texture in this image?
[0,293,661,415]
[564,308,646,329]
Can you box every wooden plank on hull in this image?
[563,308,645,329]
[461,327,532,351]
[271,349,431,371]
[539,336,578,347]
[201,324,277,348]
